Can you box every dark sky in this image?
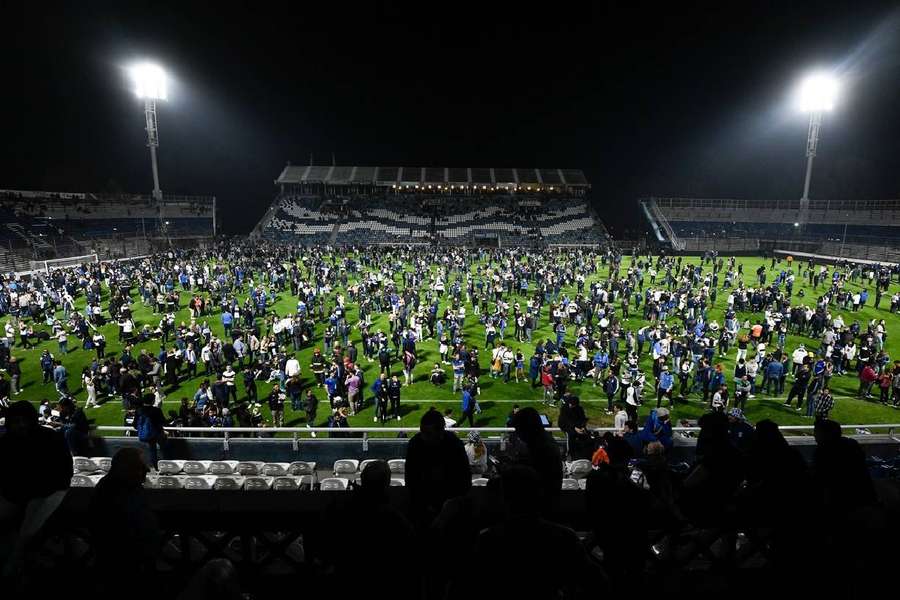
[3,2,900,234]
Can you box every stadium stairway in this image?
[328,218,342,244]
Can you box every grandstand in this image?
[255,165,609,247]
[0,189,216,272]
[642,196,900,262]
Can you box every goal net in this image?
[31,253,99,273]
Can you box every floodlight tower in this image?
[130,63,167,201]
[796,72,839,211]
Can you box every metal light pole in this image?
[796,72,838,216]
[130,63,167,201]
[143,98,162,201]
[800,110,822,209]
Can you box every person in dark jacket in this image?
[506,407,563,509]
[387,375,402,421]
[135,394,166,468]
[558,394,591,460]
[405,409,472,528]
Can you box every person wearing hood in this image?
[639,408,673,450]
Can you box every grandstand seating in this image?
[643,196,900,261]
[261,190,608,246]
[72,453,627,491]
[0,189,215,268]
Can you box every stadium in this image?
[2,6,900,600]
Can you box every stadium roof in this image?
[275,166,590,188]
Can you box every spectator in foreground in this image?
[0,401,72,578]
[89,448,160,599]
[470,466,605,598]
[405,409,472,527]
[506,407,563,508]
[316,460,417,600]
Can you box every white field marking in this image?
[135,394,883,405]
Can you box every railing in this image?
[94,423,900,452]
[646,199,684,250]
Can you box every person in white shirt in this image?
[285,355,301,378]
[613,404,628,433]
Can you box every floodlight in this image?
[130,63,168,100]
[797,72,838,112]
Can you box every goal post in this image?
[31,253,99,274]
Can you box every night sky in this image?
[3,2,900,235]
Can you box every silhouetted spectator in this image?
[405,409,471,527]
[0,401,72,577]
[505,407,563,508]
[89,448,160,599]
[471,466,605,598]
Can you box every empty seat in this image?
[183,460,212,475]
[333,459,359,477]
[273,476,301,491]
[319,478,349,491]
[471,478,490,487]
[96,457,112,472]
[567,459,593,479]
[213,476,245,491]
[183,475,217,490]
[287,461,317,476]
[156,476,184,490]
[390,478,406,487]
[157,460,186,475]
[262,462,291,477]
[243,476,274,491]
[561,478,580,490]
[296,475,316,489]
[387,459,406,475]
[236,461,265,476]
[72,457,99,473]
[71,474,98,488]
[209,460,239,475]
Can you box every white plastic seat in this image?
[243,476,274,491]
[71,474,97,488]
[287,461,317,476]
[213,476,245,491]
[183,475,217,490]
[389,478,406,487]
[561,478,580,490]
[567,459,593,480]
[156,476,184,489]
[96,457,112,472]
[387,459,406,475]
[182,460,212,475]
[471,478,490,487]
[157,460,186,475]
[272,476,300,491]
[319,477,349,491]
[236,461,265,476]
[73,457,99,473]
[262,462,291,477]
[209,460,239,475]
[297,475,316,489]
[578,478,588,490]
[333,459,360,477]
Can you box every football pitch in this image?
[7,253,900,435]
